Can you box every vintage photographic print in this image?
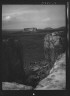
[2,4,67,90]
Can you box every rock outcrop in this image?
[2,82,33,90]
[35,53,66,90]
[44,31,66,68]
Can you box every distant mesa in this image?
[24,28,37,32]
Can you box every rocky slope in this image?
[35,53,66,90]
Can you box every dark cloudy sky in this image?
[2,5,66,30]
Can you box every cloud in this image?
[42,18,50,22]
[2,10,39,21]
[2,10,38,17]
[2,5,65,29]
[2,15,12,21]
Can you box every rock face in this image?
[35,53,66,90]
[44,32,60,49]
[44,31,65,68]
[2,82,33,90]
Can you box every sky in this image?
[2,5,66,30]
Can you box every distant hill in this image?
[54,26,66,30]
[2,26,66,35]
[44,27,53,30]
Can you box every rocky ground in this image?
[2,82,33,90]
[34,53,66,90]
